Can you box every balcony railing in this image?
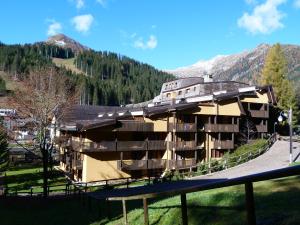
[79,141,116,152]
[256,124,268,133]
[117,141,147,151]
[148,140,166,150]
[249,110,268,118]
[168,159,197,169]
[205,124,239,133]
[148,159,167,169]
[168,123,197,132]
[171,141,197,151]
[212,140,234,149]
[72,139,167,152]
[117,122,154,132]
[117,159,167,171]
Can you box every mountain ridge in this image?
[166,43,300,85]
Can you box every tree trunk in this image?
[42,148,48,198]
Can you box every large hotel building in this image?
[52,76,276,182]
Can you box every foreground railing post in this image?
[181,193,188,225]
[245,182,256,225]
[122,199,128,225]
[143,198,149,225]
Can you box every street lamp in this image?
[278,107,293,163]
[273,122,277,134]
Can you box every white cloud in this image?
[294,0,300,8]
[238,0,286,34]
[134,35,157,50]
[71,14,94,33]
[96,0,106,7]
[47,21,62,36]
[245,0,257,5]
[76,0,84,9]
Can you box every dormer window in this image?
[186,88,190,94]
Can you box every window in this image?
[166,93,171,98]
[193,86,197,92]
[178,90,182,95]
[186,88,190,94]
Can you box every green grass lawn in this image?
[4,166,67,193]
[1,175,299,225]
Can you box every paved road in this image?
[192,140,300,180]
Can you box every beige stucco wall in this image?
[144,118,168,132]
[241,92,269,104]
[82,154,130,182]
[194,102,241,116]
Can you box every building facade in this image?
[54,78,276,182]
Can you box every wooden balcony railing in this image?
[168,123,197,132]
[147,140,166,150]
[256,124,268,133]
[212,140,234,149]
[171,141,197,151]
[79,141,116,152]
[117,141,147,151]
[249,110,268,118]
[168,159,197,169]
[205,124,239,133]
[117,159,167,171]
[117,122,154,132]
[72,139,166,152]
[147,159,167,169]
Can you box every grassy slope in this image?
[4,166,67,192]
[103,175,300,225]
[0,175,299,225]
[52,57,84,75]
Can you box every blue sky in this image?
[1,0,300,69]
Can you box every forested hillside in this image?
[0,41,173,106]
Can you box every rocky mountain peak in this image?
[45,33,89,53]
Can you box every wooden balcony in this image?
[79,141,116,152]
[117,141,147,151]
[212,140,234,149]
[117,159,167,171]
[148,140,166,150]
[117,122,154,132]
[147,159,167,169]
[168,159,197,169]
[172,141,197,151]
[204,124,239,133]
[256,124,268,133]
[72,139,167,152]
[249,110,268,118]
[168,123,197,132]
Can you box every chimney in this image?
[203,73,213,83]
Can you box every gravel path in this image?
[192,140,300,180]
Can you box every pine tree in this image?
[0,126,9,172]
[260,43,299,123]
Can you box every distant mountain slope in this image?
[167,44,300,85]
[0,35,174,107]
